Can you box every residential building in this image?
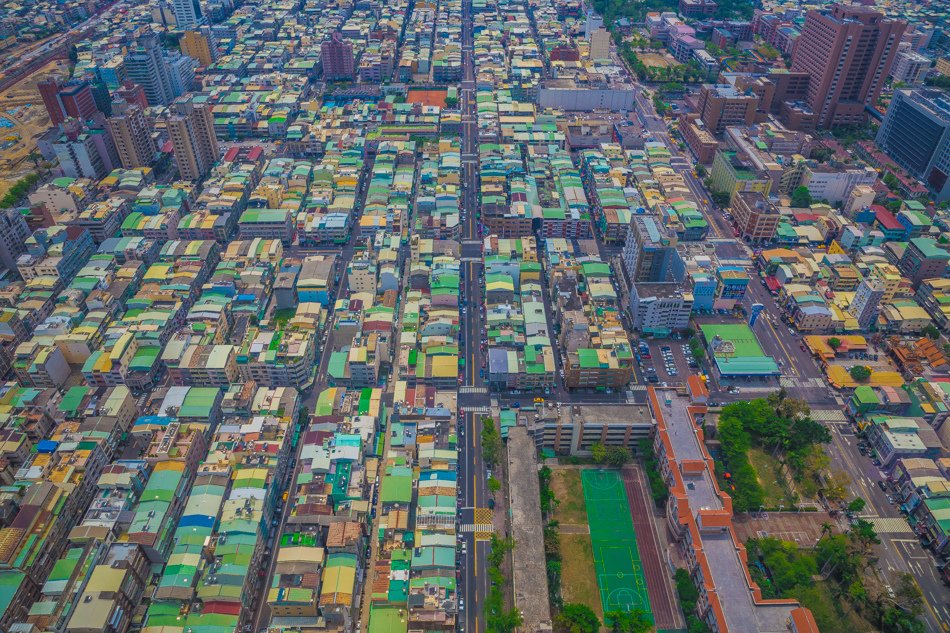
[322,32,355,80]
[179,28,217,66]
[629,282,693,335]
[106,100,156,169]
[876,89,950,202]
[38,79,99,127]
[850,277,885,330]
[890,45,932,84]
[124,32,175,107]
[166,95,219,181]
[898,237,950,288]
[172,0,204,30]
[790,4,906,129]
[621,216,680,284]
[0,207,30,273]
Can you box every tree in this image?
[827,337,842,351]
[791,186,813,208]
[555,603,601,633]
[606,446,632,466]
[695,164,707,178]
[605,609,654,633]
[851,518,880,551]
[482,417,501,466]
[921,324,940,340]
[823,469,852,502]
[487,476,501,494]
[849,365,872,382]
[847,497,866,513]
[893,572,924,616]
[591,442,608,464]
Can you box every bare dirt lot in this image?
[0,59,69,195]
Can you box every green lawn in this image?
[560,533,603,619]
[792,580,877,633]
[748,447,797,509]
[551,469,588,525]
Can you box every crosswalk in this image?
[811,409,848,423]
[780,377,827,388]
[866,517,914,534]
[628,384,648,392]
[460,523,494,533]
[462,406,490,415]
[459,386,488,394]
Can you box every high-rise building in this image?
[116,82,149,110]
[124,32,176,106]
[321,32,355,80]
[107,101,156,169]
[790,4,906,129]
[180,28,218,66]
[37,79,100,127]
[850,278,885,330]
[172,0,204,30]
[876,88,950,202]
[890,44,932,84]
[731,191,780,242]
[166,95,219,181]
[52,120,118,179]
[167,52,198,95]
[622,217,681,284]
[696,83,759,135]
[589,28,610,60]
[0,207,30,273]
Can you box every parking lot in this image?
[636,338,698,385]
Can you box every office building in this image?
[790,4,906,129]
[622,216,680,284]
[731,191,780,242]
[106,100,156,169]
[0,207,30,273]
[124,32,176,106]
[180,28,218,66]
[167,96,219,181]
[876,89,950,202]
[697,83,758,135]
[321,32,355,80]
[898,237,950,289]
[38,80,99,127]
[172,0,204,29]
[850,278,885,330]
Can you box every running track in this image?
[622,465,681,630]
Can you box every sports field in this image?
[581,469,653,621]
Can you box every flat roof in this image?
[700,323,780,376]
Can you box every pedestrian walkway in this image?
[811,409,848,423]
[866,517,914,534]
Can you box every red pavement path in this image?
[622,467,680,631]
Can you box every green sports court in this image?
[581,469,654,621]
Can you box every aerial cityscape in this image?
[0,0,950,632]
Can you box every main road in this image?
[458,1,490,633]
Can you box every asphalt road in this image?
[458,1,490,632]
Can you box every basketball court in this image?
[581,469,653,621]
